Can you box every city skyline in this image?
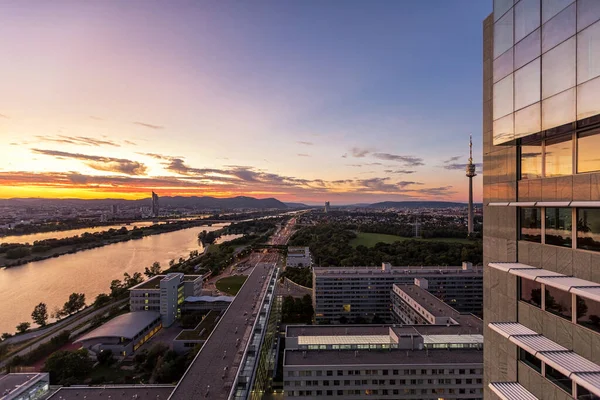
[0,1,490,203]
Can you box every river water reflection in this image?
[0,223,227,334]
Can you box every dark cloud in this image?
[31,149,147,175]
[133,121,164,130]
[414,186,456,197]
[138,152,176,160]
[443,155,462,164]
[297,141,313,146]
[297,153,311,157]
[397,181,423,187]
[443,162,482,171]
[346,164,363,167]
[35,135,120,147]
[384,169,417,174]
[372,153,425,166]
[351,147,371,158]
[367,162,383,166]
[124,140,137,146]
[341,153,348,158]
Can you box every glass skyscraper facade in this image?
[484,1,600,399]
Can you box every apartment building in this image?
[391,284,463,326]
[312,262,482,324]
[484,1,600,398]
[286,246,312,268]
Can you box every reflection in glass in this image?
[515,28,540,70]
[515,0,540,43]
[578,131,600,173]
[519,348,541,372]
[577,20,600,84]
[514,59,540,110]
[542,3,575,53]
[515,102,541,139]
[493,74,513,119]
[576,295,600,334]
[545,285,573,319]
[542,88,576,131]
[545,364,572,394]
[494,0,514,21]
[520,142,542,179]
[520,208,541,242]
[577,208,600,251]
[577,76,600,120]
[519,277,542,307]
[494,49,513,83]
[578,0,600,32]
[542,37,576,99]
[494,10,514,59]
[545,136,572,177]
[493,114,514,145]
[545,207,572,247]
[542,0,574,24]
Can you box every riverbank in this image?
[0,220,218,268]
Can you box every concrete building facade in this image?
[484,1,600,398]
[313,263,482,324]
[286,246,312,268]
[391,284,461,326]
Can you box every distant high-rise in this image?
[465,134,476,235]
[151,191,159,217]
[324,201,330,213]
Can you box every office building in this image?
[286,246,312,268]
[324,201,331,213]
[46,386,175,400]
[151,191,159,217]
[392,284,468,326]
[313,262,482,324]
[484,1,600,398]
[0,373,49,400]
[129,273,203,327]
[283,321,484,400]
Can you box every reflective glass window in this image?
[493,74,514,119]
[495,0,514,21]
[542,37,576,99]
[577,208,600,251]
[578,0,600,32]
[519,277,542,307]
[545,364,572,395]
[545,207,572,247]
[515,59,540,110]
[542,88,576,130]
[494,49,513,83]
[542,0,574,24]
[542,3,576,53]
[577,76,600,120]
[493,113,514,145]
[577,20,600,85]
[515,0,541,43]
[545,135,572,177]
[576,295,600,334]
[515,28,540,70]
[515,102,541,139]
[520,207,542,242]
[520,141,543,179]
[494,10,514,59]
[545,285,573,319]
[519,348,542,372]
[578,131,600,173]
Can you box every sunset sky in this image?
[0,1,490,205]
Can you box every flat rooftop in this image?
[175,310,221,341]
[130,274,202,291]
[76,311,161,343]
[284,348,483,366]
[170,256,277,400]
[394,284,460,318]
[313,265,482,277]
[46,386,175,400]
[0,373,47,398]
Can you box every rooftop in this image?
[184,295,234,303]
[76,312,161,343]
[129,274,202,291]
[313,265,482,277]
[298,335,394,346]
[175,310,221,341]
[46,386,175,400]
[0,373,48,399]
[284,348,483,366]
[394,284,461,318]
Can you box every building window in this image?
[576,295,600,334]
[521,208,542,242]
[545,135,572,177]
[578,131,600,173]
[519,277,542,308]
[545,286,573,320]
[545,364,573,395]
[545,208,572,247]
[576,384,600,399]
[577,208,600,251]
[520,137,543,179]
[519,348,541,373]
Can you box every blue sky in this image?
[0,0,491,203]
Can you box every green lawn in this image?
[350,232,474,247]
[215,275,248,295]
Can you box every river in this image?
[0,223,228,334]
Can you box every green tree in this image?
[1,332,13,340]
[16,322,30,333]
[31,303,48,326]
[144,262,162,278]
[43,349,93,385]
[110,279,126,298]
[93,293,111,308]
[62,293,86,316]
[96,349,115,365]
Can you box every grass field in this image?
[350,232,474,247]
[215,275,248,295]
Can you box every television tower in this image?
[465,135,477,235]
